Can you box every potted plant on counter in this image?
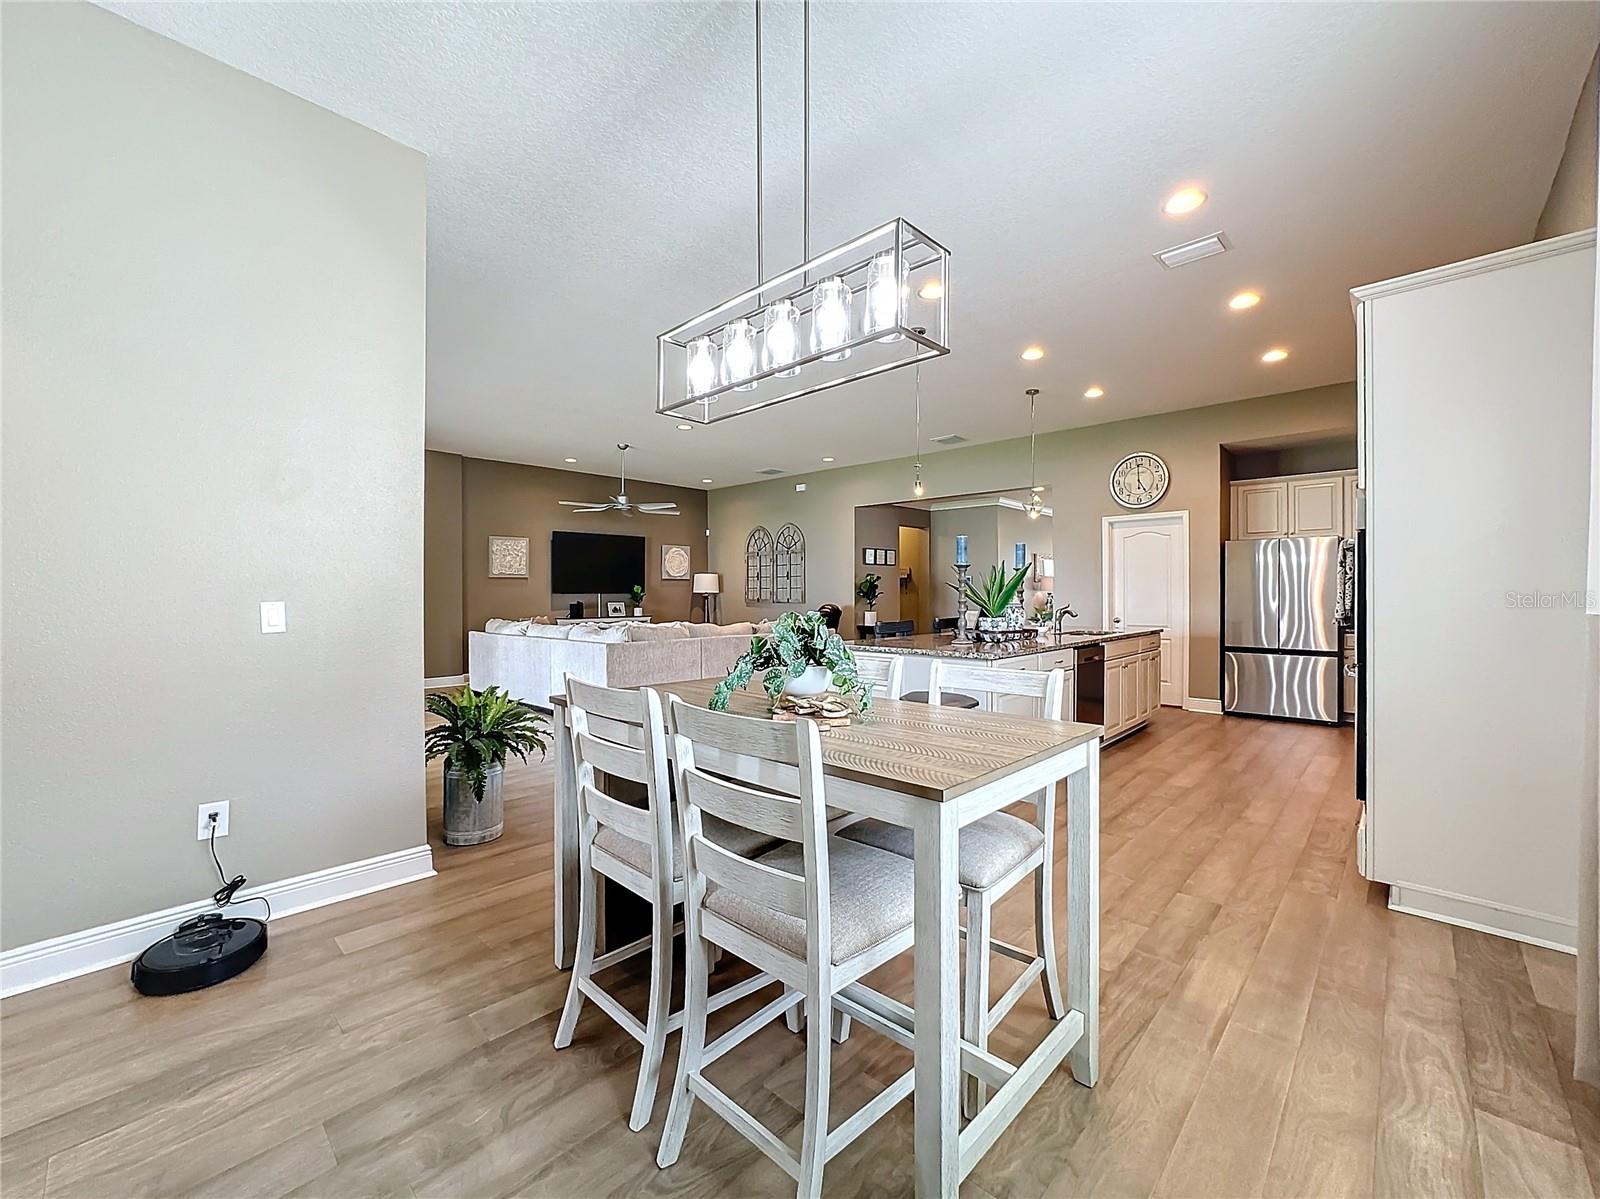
[949,563,1032,641]
[856,573,882,627]
[425,686,549,846]
[630,584,646,617]
[1032,596,1054,628]
[711,610,872,713]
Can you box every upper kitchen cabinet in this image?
[1231,480,1290,538]
[1230,470,1358,539]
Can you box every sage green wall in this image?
[710,383,1357,702]
[1,3,427,949]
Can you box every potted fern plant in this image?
[711,610,872,713]
[948,563,1032,641]
[856,572,882,626]
[630,583,646,616]
[425,686,549,846]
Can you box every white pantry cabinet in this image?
[1354,230,1592,951]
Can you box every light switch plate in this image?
[259,601,287,634]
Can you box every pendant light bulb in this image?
[763,299,801,377]
[913,466,924,497]
[722,319,758,391]
[811,276,852,361]
[687,335,718,398]
[864,252,903,342]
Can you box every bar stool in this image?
[554,678,778,1130]
[841,659,1068,1115]
[657,699,919,1198]
[850,650,904,701]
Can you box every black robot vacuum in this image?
[131,911,267,996]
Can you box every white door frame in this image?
[1101,510,1191,709]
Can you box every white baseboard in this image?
[425,674,467,688]
[1183,697,1223,715]
[1388,882,1576,954]
[0,844,436,998]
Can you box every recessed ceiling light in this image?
[563,457,578,463]
[1229,290,1261,310]
[1084,386,1105,399]
[1162,186,1207,216]
[918,279,944,300]
[821,456,835,462]
[1261,347,1289,363]
[676,422,692,430]
[701,478,713,484]
[1021,346,1045,361]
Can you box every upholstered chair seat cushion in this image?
[703,837,916,964]
[839,812,1044,890]
[593,815,777,881]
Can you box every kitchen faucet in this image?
[1054,602,1079,632]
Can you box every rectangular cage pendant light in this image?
[657,217,950,425]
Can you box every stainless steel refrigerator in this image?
[1222,536,1342,723]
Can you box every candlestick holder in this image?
[950,562,974,643]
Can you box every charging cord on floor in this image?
[207,818,271,922]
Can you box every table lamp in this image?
[693,572,721,625]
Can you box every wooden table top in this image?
[555,677,1101,803]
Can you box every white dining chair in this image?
[553,678,778,1131]
[841,659,1068,1115]
[656,698,917,1199]
[851,650,904,701]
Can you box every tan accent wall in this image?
[1537,47,1599,240]
[709,383,1357,702]
[424,451,466,678]
[449,457,709,644]
[1,3,426,949]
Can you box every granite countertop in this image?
[846,628,1158,660]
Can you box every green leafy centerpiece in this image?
[425,685,549,846]
[948,563,1033,641]
[710,610,872,715]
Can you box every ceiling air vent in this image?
[929,433,967,446]
[754,467,785,476]
[1153,231,1230,270]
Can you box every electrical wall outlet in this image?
[198,801,230,840]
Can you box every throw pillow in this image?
[485,618,532,635]
[524,623,573,639]
[568,624,630,644]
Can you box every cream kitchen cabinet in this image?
[1231,481,1289,539]
[1102,634,1162,742]
[1230,470,1358,539]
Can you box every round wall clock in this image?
[1109,452,1170,509]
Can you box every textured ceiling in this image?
[105,1,1598,488]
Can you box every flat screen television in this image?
[550,531,646,594]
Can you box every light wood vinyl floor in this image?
[1,708,1590,1198]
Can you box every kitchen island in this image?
[848,627,1164,742]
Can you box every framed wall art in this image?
[488,536,529,578]
[661,543,692,580]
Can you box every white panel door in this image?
[1104,515,1189,707]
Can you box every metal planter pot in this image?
[443,764,504,847]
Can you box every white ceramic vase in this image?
[782,664,832,697]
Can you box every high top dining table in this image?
[549,678,1101,1196]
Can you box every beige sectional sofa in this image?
[467,620,763,709]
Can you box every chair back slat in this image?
[577,730,649,785]
[568,675,646,723]
[683,768,804,842]
[852,651,904,701]
[929,660,1066,719]
[583,783,655,842]
[693,837,806,919]
[670,699,802,765]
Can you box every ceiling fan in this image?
[558,444,679,516]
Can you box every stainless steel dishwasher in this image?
[1074,644,1105,725]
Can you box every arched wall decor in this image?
[745,525,775,603]
[774,523,806,604]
